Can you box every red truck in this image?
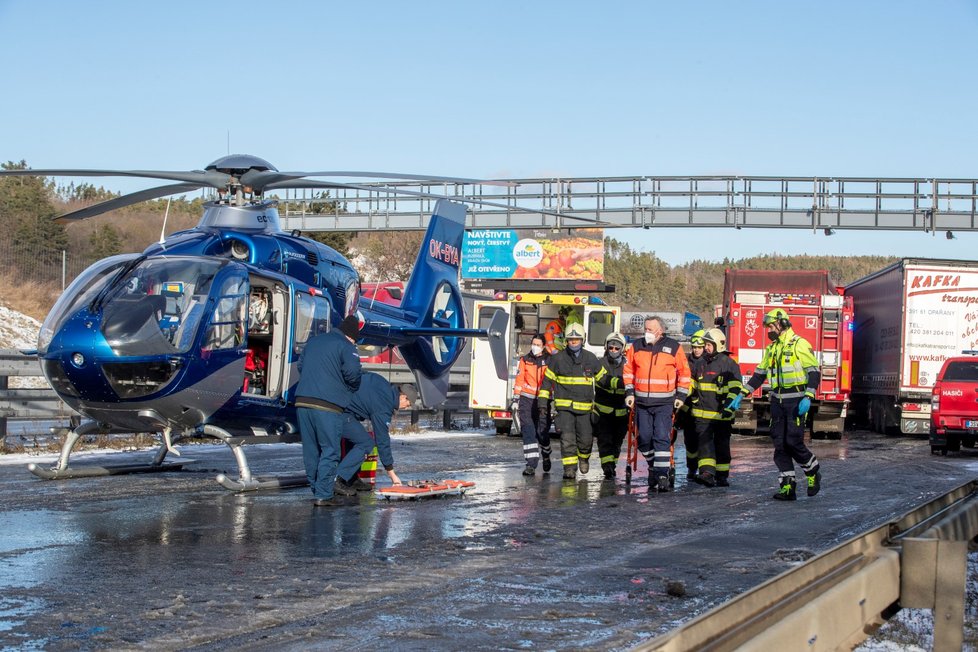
[720,269,854,438]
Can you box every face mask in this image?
[567,342,582,353]
[644,332,658,344]
[530,344,543,356]
[608,350,622,360]
[767,331,779,342]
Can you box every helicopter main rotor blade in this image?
[0,167,231,188]
[54,182,205,222]
[264,179,608,225]
[240,169,514,192]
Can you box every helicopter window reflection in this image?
[100,257,227,356]
[204,275,248,351]
[38,254,139,354]
[293,292,332,355]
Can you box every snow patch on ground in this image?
[0,302,46,388]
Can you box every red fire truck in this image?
[719,270,854,438]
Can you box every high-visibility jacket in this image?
[513,351,549,399]
[594,353,628,417]
[623,335,691,407]
[689,352,743,421]
[744,328,820,399]
[538,348,606,414]
[544,319,565,354]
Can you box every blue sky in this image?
[1,0,976,265]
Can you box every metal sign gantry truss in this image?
[278,175,978,235]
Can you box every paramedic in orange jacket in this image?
[624,315,692,493]
[543,306,569,354]
[512,334,552,476]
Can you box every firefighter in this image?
[728,308,822,500]
[678,329,706,480]
[593,332,629,479]
[512,334,552,476]
[623,315,692,493]
[538,322,606,480]
[689,328,742,487]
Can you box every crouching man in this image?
[333,372,417,496]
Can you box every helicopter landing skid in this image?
[203,423,307,492]
[27,421,192,480]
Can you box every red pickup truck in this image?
[930,351,978,455]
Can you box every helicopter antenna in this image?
[159,197,171,245]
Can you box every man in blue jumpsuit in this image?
[295,315,363,506]
[337,373,417,491]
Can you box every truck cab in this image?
[930,351,978,455]
[468,292,620,435]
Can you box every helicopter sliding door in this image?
[244,276,290,399]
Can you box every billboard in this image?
[461,228,604,281]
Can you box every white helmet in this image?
[703,328,726,353]
[565,323,586,340]
[605,332,626,349]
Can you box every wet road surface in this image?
[1,427,977,650]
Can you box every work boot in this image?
[333,478,357,496]
[715,471,730,487]
[602,463,615,479]
[686,468,697,481]
[522,465,535,477]
[350,477,373,492]
[649,475,672,494]
[542,456,552,473]
[578,456,590,474]
[806,469,822,496]
[312,497,339,507]
[773,479,797,501]
[562,465,576,480]
[696,469,716,487]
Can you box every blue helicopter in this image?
[1,154,527,490]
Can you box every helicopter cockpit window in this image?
[293,292,332,355]
[204,275,248,351]
[38,253,139,354]
[100,257,226,356]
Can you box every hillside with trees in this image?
[0,160,897,323]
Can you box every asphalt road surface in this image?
[1,426,976,651]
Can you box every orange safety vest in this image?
[544,318,564,354]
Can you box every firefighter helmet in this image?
[565,323,585,340]
[605,332,626,349]
[763,308,791,328]
[690,329,706,346]
[703,328,726,353]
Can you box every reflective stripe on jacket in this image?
[544,319,564,354]
[623,335,691,407]
[538,348,606,414]
[513,351,549,399]
[746,328,820,398]
[689,352,743,421]
[594,353,628,416]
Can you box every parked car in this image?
[930,351,978,455]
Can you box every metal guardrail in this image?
[278,176,978,234]
[0,351,76,434]
[0,352,478,439]
[642,480,978,652]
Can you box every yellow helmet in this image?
[763,308,791,328]
[690,329,706,346]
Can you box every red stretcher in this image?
[376,479,475,501]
